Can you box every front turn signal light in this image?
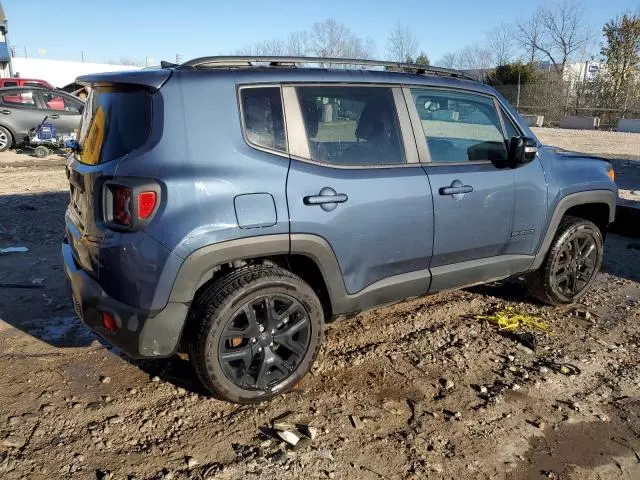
[607,166,615,182]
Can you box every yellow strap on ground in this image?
[476,306,553,334]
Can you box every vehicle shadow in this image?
[0,191,96,349]
[466,233,639,302]
[129,355,210,396]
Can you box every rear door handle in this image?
[49,114,60,119]
[0,109,10,115]
[304,187,348,212]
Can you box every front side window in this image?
[41,92,82,112]
[296,86,405,166]
[411,89,507,163]
[240,87,286,152]
[2,81,18,87]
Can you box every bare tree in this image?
[287,31,311,56]
[308,18,375,64]
[516,13,543,64]
[516,0,590,74]
[310,18,351,57]
[457,45,492,80]
[233,39,286,56]
[386,22,419,62]
[486,23,513,66]
[438,52,458,69]
[255,39,286,56]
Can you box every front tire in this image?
[188,265,324,403]
[526,216,603,305]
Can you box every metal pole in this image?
[23,46,27,57]
[516,71,521,110]
[81,50,84,63]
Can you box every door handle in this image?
[440,186,473,195]
[49,114,60,119]
[304,187,348,212]
[0,109,11,115]
[439,179,473,196]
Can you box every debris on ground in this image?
[276,430,300,446]
[477,307,553,334]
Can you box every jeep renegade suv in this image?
[63,56,617,403]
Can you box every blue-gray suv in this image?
[62,56,617,403]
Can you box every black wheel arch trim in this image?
[168,233,432,317]
[530,189,616,271]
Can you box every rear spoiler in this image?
[76,69,172,91]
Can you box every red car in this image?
[0,78,54,89]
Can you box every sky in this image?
[3,0,639,65]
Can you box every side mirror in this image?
[508,136,537,167]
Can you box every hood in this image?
[544,146,611,163]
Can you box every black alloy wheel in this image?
[218,294,311,390]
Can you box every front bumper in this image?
[62,237,189,358]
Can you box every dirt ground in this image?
[0,131,639,480]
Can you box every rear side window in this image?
[24,81,43,87]
[1,91,36,107]
[410,88,507,163]
[240,87,286,152]
[296,86,405,166]
[2,80,18,87]
[77,87,152,165]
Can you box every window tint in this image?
[77,87,151,165]
[41,92,82,112]
[2,80,18,87]
[240,87,286,152]
[411,89,507,163]
[24,81,42,87]
[1,91,36,107]
[296,86,405,166]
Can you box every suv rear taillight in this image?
[138,191,157,219]
[103,180,160,231]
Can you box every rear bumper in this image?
[62,237,189,358]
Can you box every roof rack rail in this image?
[179,56,473,80]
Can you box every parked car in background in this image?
[0,86,84,151]
[0,77,54,89]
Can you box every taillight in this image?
[138,191,157,219]
[103,180,160,231]
[101,311,117,333]
[113,186,132,226]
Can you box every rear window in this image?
[77,86,152,165]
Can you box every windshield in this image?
[77,86,152,165]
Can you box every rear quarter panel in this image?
[113,71,291,307]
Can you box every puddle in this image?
[512,415,640,479]
[19,315,96,348]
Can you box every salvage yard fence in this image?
[493,74,640,130]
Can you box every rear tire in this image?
[526,216,603,305]
[188,265,324,403]
[0,126,12,152]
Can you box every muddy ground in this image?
[0,130,639,480]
